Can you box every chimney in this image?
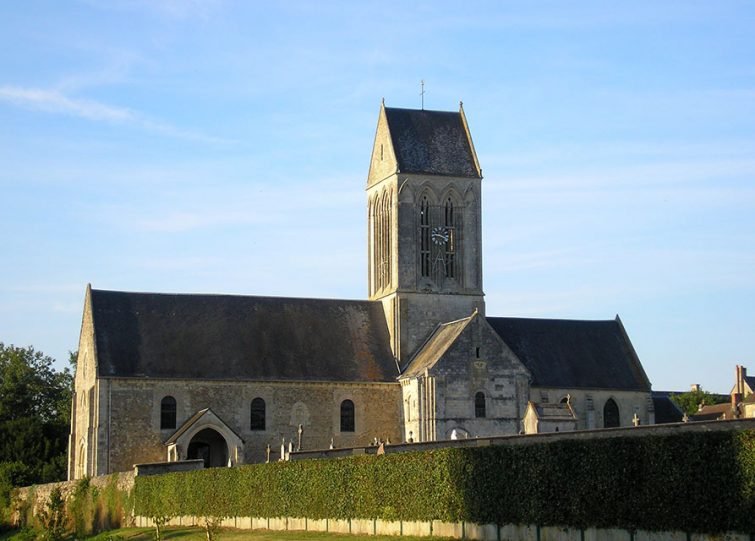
[736,365,743,396]
[732,392,741,412]
[690,383,701,392]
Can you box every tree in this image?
[38,487,66,541]
[670,387,728,415]
[0,343,73,484]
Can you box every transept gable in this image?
[400,311,529,380]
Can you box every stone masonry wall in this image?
[533,387,653,430]
[105,378,402,473]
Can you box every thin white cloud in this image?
[85,172,363,233]
[0,85,133,122]
[0,85,233,144]
[491,159,755,194]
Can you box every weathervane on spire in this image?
[420,80,425,110]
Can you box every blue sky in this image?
[1,1,753,393]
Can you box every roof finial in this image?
[420,80,425,110]
[381,97,385,106]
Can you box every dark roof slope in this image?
[651,391,685,424]
[90,289,397,382]
[384,107,480,177]
[487,317,650,391]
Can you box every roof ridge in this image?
[487,315,618,324]
[91,288,374,305]
[383,106,458,114]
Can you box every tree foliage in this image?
[670,387,728,415]
[38,487,66,541]
[0,343,72,485]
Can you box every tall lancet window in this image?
[444,197,456,278]
[375,196,382,290]
[374,192,391,291]
[370,197,376,294]
[419,196,430,277]
[381,192,391,289]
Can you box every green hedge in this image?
[134,430,755,534]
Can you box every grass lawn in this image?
[1,527,453,541]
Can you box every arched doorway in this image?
[604,398,620,428]
[187,428,228,468]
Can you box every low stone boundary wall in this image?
[134,459,204,476]
[14,471,135,518]
[291,418,755,461]
[134,515,753,541]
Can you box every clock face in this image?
[431,226,449,245]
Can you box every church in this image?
[67,103,654,480]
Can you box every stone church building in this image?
[68,103,654,480]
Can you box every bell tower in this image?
[367,102,485,367]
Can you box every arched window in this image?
[604,398,620,428]
[77,443,86,478]
[250,398,266,431]
[160,396,177,429]
[419,196,430,277]
[444,197,456,278]
[340,399,355,432]
[475,392,486,418]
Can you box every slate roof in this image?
[529,401,577,421]
[401,316,472,378]
[384,107,480,178]
[651,391,685,424]
[486,317,651,391]
[690,403,737,421]
[89,288,398,382]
